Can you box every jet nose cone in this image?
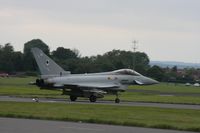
[144,77,159,85]
[151,79,159,84]
[133,76,159,85]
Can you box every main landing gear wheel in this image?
[115,93,120,103]
[115,98,120,103]
[70,95,77,101]
[89,95,97,102]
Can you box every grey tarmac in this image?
[0,118,195,133]
[1,96,200,110]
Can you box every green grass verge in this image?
[0,101,200,132]
[0,77,64,98]
[129,83,200,93]
[104,92,200,105]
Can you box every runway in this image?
[1,95,200,110]
[0,118,195,133]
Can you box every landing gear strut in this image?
[70,95,77,101]
[89,95,97,102]
[115,93,120,103]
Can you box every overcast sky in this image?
[0,0,200,63]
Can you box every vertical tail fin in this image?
[31,48,70,77]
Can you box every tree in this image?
[3,43,14,53]
[23,39,49,71]
[172,66,177,73]
[101,50,150,74]
[147,65,164,81]
[51,47,80,73]
[12,51,24,71]
[0,43,14,72]
[52,47,78,60]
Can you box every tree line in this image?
[0,39,150,74]
[0,39,199,83]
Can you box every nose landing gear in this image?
[115,93,120,103]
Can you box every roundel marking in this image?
[46,60,49,66]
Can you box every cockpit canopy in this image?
[113,69,142,76]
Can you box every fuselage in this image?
[44,70,158,92]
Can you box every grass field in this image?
[0,77,63,98]
[129,83,200,93]
[1,77,200,104]
[105,92,200,105]
[0,101,200,132]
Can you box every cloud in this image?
[0,0,200,62]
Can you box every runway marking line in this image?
[61,126,104,132]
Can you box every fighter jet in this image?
[31,48,158,103]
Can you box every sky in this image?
[0,0,200,63]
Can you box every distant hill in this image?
[150,61,200,69]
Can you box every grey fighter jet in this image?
[31,48,158,103]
